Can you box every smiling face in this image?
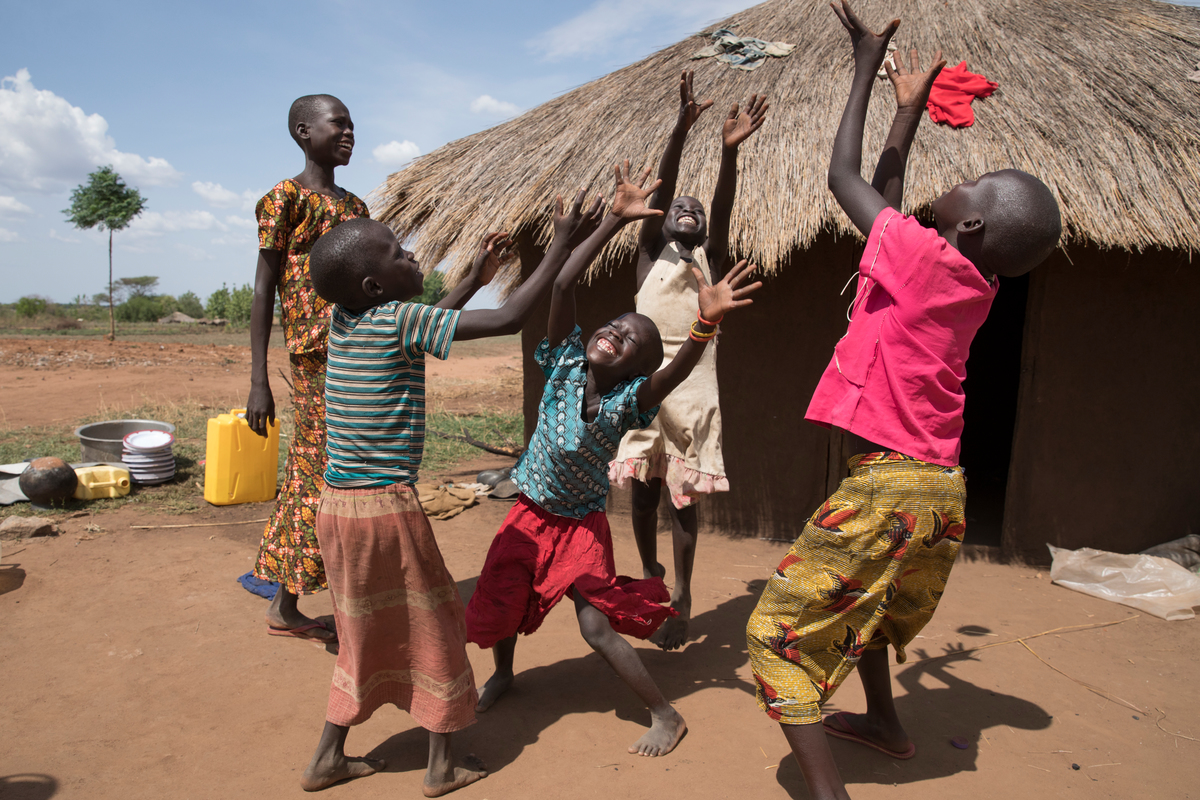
[586,313,663,380]
[298,97,355,167]
[362,223,424,305]
[662,196,708,248]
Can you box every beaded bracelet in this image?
[697,309,724,327]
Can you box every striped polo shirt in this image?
[324,301,460,488]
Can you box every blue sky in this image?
[0,0,759,305]
[2,0,1198,306]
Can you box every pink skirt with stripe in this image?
[316,483,477,732]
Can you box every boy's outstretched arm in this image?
[869,49,945,210]
[706,93,769,280]
[827,0,900,237]
[638,71,713,261]
[436,231,513,310]
[550,162,662,348]
[454,190,603,341]
[637,259,761,410]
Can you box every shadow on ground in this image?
[774,649,1052,798]
[0,774,58,800]
[369,579,765,776]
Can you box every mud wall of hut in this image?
[516,232,1200,560]
[1002,244,1200,559]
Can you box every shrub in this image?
[178,291,205,318]
[206,284,230,319]
[15,296,48,318]
[414,271,447,306]
[226,283,253,325]
[115,295,164,322]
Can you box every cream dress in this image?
[609,241,728,508]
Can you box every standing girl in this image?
[246,94,369,641]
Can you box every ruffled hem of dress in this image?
[608,453,729,509]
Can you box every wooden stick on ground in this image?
[130,518,269,530]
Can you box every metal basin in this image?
[74,420,176,463]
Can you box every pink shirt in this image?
[806,210,997,465]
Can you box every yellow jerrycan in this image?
[73,465,132,499]
[204,408,280,506]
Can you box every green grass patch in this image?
[0,399,516,520]
[420,407,523,479]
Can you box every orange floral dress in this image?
[252,179,370,595]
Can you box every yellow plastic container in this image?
[203,408,280,506]
[73,465,132,499]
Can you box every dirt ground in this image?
[1,333,1197,800]
[0,334,522,429]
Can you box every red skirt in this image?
[466,494,676,648]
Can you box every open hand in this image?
[677,69,714,130]
[471,231,512,286]
[609,160,663,222]
[722,93,770,149]
[553,188,606,249]
[885,48,946,111]
[831,0,899,68]
[695,259,761,323]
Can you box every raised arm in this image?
[638,71,713,259]
[706,93,769,279]
[550,163,661,348]
[454,190,603,341]
[827,1,900,237]
[869,49,945,210]
[435,231,513,310]
[246,249,280,438]
[637,259,761,410]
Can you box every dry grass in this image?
[373,0,1200,288]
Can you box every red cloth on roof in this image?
[926,61,998,128]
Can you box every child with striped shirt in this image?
[297,192,602,796]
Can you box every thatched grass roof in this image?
[375,0,1200,287]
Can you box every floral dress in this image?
[251,179,369,595]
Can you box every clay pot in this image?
[18,457,78,506]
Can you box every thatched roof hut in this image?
[377,0,1200,559]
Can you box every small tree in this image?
[177,291,205,318]
[63,166,146,339]
[116,276,159,299]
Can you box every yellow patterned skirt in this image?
[253,352,328,594]
[746,452,966,725]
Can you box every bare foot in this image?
[644,561,666,580]
[423,754,487,797]
[475,671,513,713]
[300,754,384,792]
[628,707,687,757]
[650,602,691,651]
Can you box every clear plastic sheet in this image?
[1048,545,1200,621]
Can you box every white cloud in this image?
[535,0,754,61]
[176,243,219,261]
[126,209,225,239]
[192,181,259,211]
[0,69,181,193]
[0,227,19,242]
[49,229,80,243]
[224,215,257,230]
[373,140,421,168]
[0,195,32,215]
[470,95,520,117]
